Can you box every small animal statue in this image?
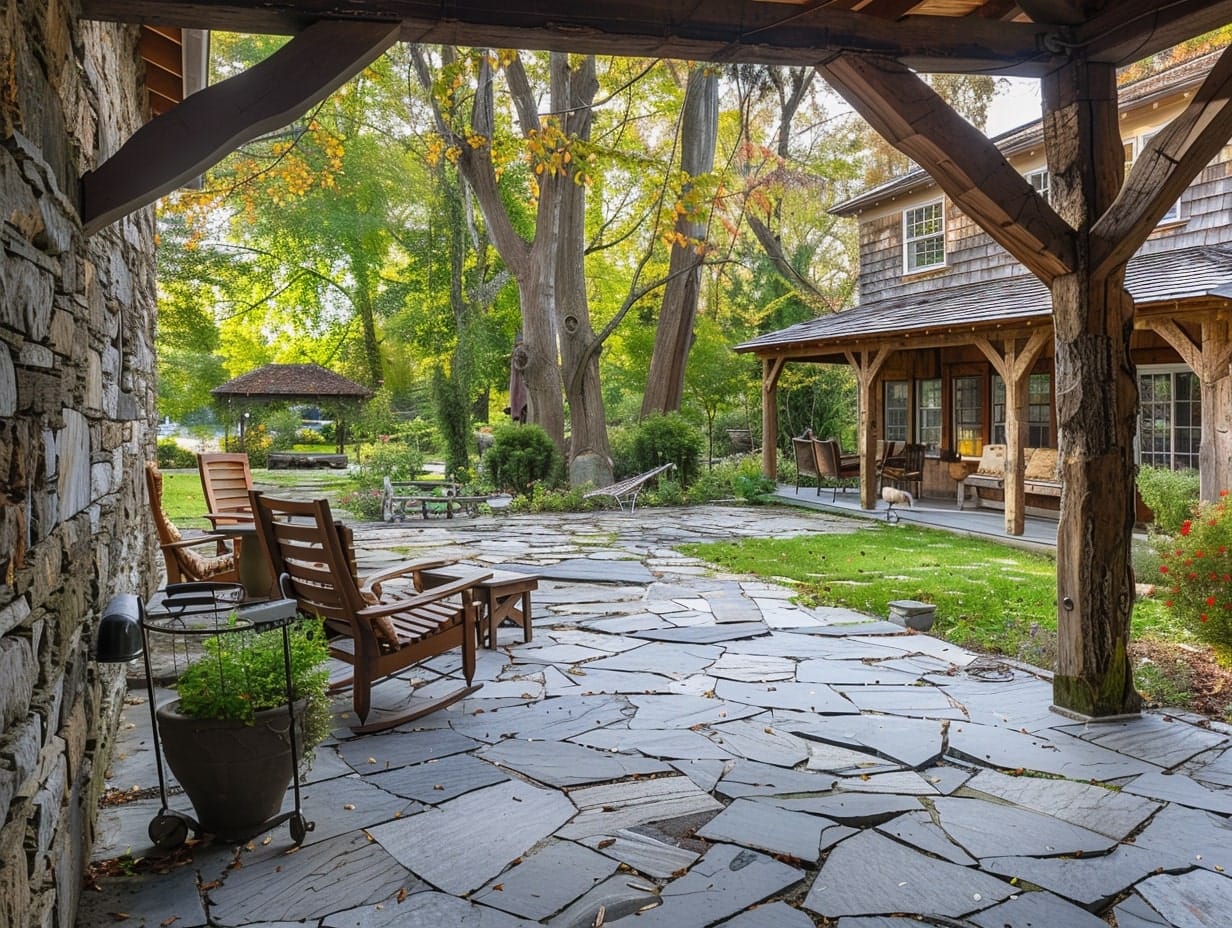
[881,485,914,522]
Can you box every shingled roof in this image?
[735,245,1232,356]
[211,363,373,402]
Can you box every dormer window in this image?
[903,200,945,274]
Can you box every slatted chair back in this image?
[144,462,237,585]
[814,439,860,501]
[197,452,254,527]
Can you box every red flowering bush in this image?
[1156,490,1232,649]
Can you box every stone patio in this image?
[83,505,1232,927]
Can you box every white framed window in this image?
[1126,133,1182,224]
[1138,364,1200,471]
[916,379,942,452]
[1026,169,1050,205]
[903,200,945,274]
[884,381,909,442]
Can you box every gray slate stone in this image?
[708,718,812,768]
[546,873,661,928]
[503,559,654,583]
[338,727,479,772]
[803,829,1014,920]
[449,694,630,744]
[1136,868,1232,928]
[697,798,828,862]
[838,683,967,719]
[672,757,731,792]
[294,773,419,845]
[1114,893,1173,928]
[627,694,761,729]
[1123,769,1232,814]
[805,741,902,776]
[558,775,723,840]
[947,722,1155,782]
[370,780,575,895]
[1133,803,1232,875]
[785,714,946,769]
[1056,713,1228,769]
[477,738,670,787]
[715,679,857,715]
[964,768,1161,839]
[796,659,918,685]
[368,752,511,803]
[931,796,1116,859]
[875,810,976,866]
[570,727,734,760]
[982,844,1183,909]
[323,890,540,927]
[471,839,617,920]
[765,792,921,826]
[968,891,1108,928]
[578,828,701,879]
[562,668,684,694]
[707,653,796,682]
[715,901,815,927]
[716,758,838,800]
[75,867,207,928]
[631,622,769,644]
[585,643,722,676]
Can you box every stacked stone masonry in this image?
[1,2,156,927]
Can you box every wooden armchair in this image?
[792,431,822,494]
[249,491,491,734]
[882,442,925,498]
[814,438,860,501]
[197,452,255,528]
[144,462,238,585]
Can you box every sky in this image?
[986,77,1043,137]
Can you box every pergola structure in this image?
[74,1,1232,720]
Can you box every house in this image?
[737,51,1232,536]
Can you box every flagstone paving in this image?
[83,505,1232,927]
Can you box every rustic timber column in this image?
[762,357,785,479]
[846,347,892,509]
[1045,60,1141,719]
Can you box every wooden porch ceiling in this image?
[83,0,1232,78]
[139,25,208,117]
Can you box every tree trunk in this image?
[1045,60,1141,719]
[642,65,719,417]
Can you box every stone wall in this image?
[1,2,156,926]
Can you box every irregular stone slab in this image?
[919,764,975,794]
[765,792,922,826]
[91,796,170,862]
[631,623,768,644]
[338,727,480,772]
[558,775,723,840]
[585,643,722,676]
[467,679,545,702]
[1136,868,1232,928]
[449,695,630,745]
[931,796,1116,859]
[578,828,701,879]
[571,727,734,761]
[938,674,1059,732]
[546,873,662,928]
[787,621,906,638]
[968,890,1108,928]
[1186,744,1232,788]
[837,684,967,719]
[707,591,761,624]
[835,770,940,795]
[782,713,946,769]
[75,866,207,928]
[369,752,510,803]
[547,630,649,653]
[964,768,1161,839]
[502,559,655,584]
[982,844,1185,909]
[209,831,422,924]
[707,653,796,682]
[607,844,803,928]
[715,679,856,715]
[753,598,821,629]
[803,829,1014,920]
[580,614,675,635]
[627,694,761,729]
[947,722,1156,782]
[471,839,617,920]
[708,718,812,768]
[716,902,815,927]
[796,659,918,686]
[829,919,936,928]
[1123,769,1232,814]
[698,798,828,862]
[564,668,684,694]
[323,890,540,927]
[852,634,978,667]
[1056,714,1228,770]
[1115,893,1172,928]
[875,810,975,866]
[510,643,612,665]
[716,758,838,799]
[294,773,419,845]
[1133,803,1232,874]
[477,738,670,788]
[805,741,902,777]
[370,780,575,895]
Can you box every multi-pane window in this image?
[884,381,909,442]
[1026,169,1050,205]
[1126,133,1182,223]
[1139,367,1200,470]
[903,201,945,273]
[953,375,984,457]
[991,373,1053,447]
[916,379,942,452]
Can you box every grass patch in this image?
[156,468,359,531]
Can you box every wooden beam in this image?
[80,20,399,235]
[818,53,1075,285]
[80,0,1063,75]
[762,356,786,479]
[1013,0,1085,25]
[1081,0,1232,65]
[856,0,925,20]
[1091,44,1232,279]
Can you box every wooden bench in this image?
[964,445,1062,505]
[582,462,675,513]
[268,451,348,469]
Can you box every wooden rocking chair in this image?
[144,462,238,585]
[197,452,255,528]
[249,491,490,733]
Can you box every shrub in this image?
[508,483,597,513]
[1138,465,1200,534]
[1156,492,1232,648]
[156,438,197,469]
[355,442,425,486]
[225,425,273,468]
[629,413,704,484]
[338,486,386,521]
[484,424,561,496]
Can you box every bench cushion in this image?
[1024,448,1059,482]
[974,444,1006,476]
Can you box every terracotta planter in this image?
[156,699,305,841]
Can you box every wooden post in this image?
[1045,60,1141,719]
[762,357,785,480]
[846,347,892,510]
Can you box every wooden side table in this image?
[422,568,538,648]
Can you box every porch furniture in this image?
[382,477,489,521]
[250,491,490,733]
[207,521,274,600]
[874,440,906,490]
[421,568,538,648]
[814,438,860,501]
[963,445,1062,503]
[145,463,238,585]
[197,452,255,528]
[792,434,822,494]
[882,443,925,499]
[948,459,980,509]
[582,462,675,512]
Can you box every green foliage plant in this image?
[484,424,561,496]
[156,439,197,469]
[1155,492,1232,649]
[175,617,331,756]
[1137,465,1200,534]
[433,366,472,480]
[630,413,704,484]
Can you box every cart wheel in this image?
[149,813,189,850]
[289,813,312,846]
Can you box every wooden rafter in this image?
[1080,0,1232,65]
[80,20,399,235]
[817,53,1075,285]
[1091,44,1232,279]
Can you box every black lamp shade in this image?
[96,593,144,663]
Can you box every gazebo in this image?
[211,363,373,455]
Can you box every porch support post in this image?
[1145,317,1232,501]
[762,356,786,480]
[975,328,1050,536]
[846,347,893,510]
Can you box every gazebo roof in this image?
[211,363,373,403]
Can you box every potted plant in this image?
[155,616,331,842]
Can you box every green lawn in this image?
[156,468,359,531]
